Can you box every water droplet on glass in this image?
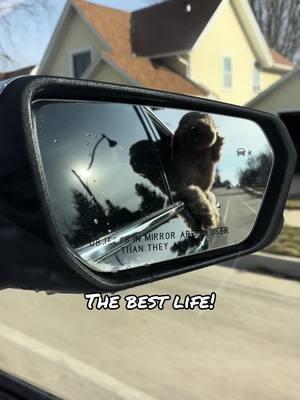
[89,152,92,157]
[108,229,112,233]
[94,133,98,137]
[86,133,91,137]
[54,139,59,143]
[86,141,89,146]
[94,219,99,224]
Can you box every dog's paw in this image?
[192,208,218,230]
[202,212,218,229]
[204,191,220,228]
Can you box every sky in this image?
[34,100,272,233]
[153,108,272,185]
[0,0,148,72]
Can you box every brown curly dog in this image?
[171,112,224,230]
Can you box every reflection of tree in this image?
[70,189,108,246]
[68,183,166,248]
[135,183,165,214]
[214,168,223,187]
[104,199,138,229]
[213,168,232,188]
[238,151,272,187]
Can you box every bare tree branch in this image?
[0,0,53,69]
[249,0,300,62]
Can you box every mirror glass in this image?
[32,100,273,273]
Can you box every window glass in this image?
[34,102,168,248]
[223,56,232,88]
[72,50,92,78]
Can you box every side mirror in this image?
[0,76,296,292]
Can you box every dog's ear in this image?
[172,124,184,155]
[211,135,224,162]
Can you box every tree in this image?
[68,183,167,247]
[249,0,300,62]
[70,189,108,247]
[0,0,52,67]
[238,151,273,188]
[135,183,165,214]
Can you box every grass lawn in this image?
[286,198,300,210]
[264,225,300,258]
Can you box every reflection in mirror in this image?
[33,101,273,273]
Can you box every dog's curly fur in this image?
[129,111,224,232]
[171,112,224,230]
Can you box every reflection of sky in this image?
[153,108,273,185]
[34,101,273,243]
[34,101,166,235]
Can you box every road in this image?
[211,187,262,249]
[0,265,299,400]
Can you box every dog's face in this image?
[174,112,219,151]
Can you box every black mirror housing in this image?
[0,76,296,293]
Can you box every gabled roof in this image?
[131,0,222,57]
[269,48,294,68]
[38,0,207,97]
[131,0,294,70]
[247,65,300,108]
[74,0,208,96]
[39,0,294,98]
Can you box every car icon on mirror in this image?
[236,147,246,157]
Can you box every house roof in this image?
[131,0,222,57]
[39,0,294,98]
[269,48,294,68]
[131,0,293,68]
[73,0,208,97]
[0,65,35,80]
[247,65,300,108]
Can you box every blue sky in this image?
[153,108,272,185]
[0,0,148,72]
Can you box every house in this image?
[247,66,300,113]
[37,0,294,104]
[247,67,300,197]
[37,0,208,98]
[131,0,294,105]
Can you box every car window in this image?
[34,101,169,249]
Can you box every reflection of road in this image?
[211,187,262,249]
[0,267,299,400]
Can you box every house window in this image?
[223,56,232,89]
[72,50,92,78]
[253,64,260,92]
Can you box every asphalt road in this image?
[0,265,299,400]
[211,187,262,249]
